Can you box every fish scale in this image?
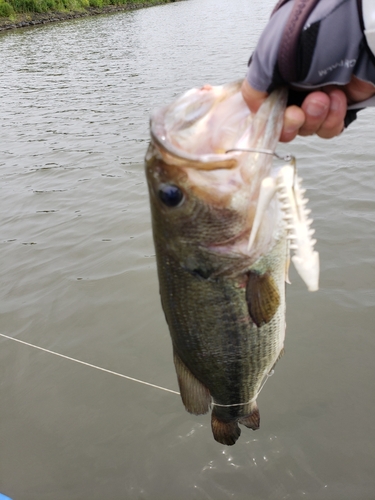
[158,247,284,406]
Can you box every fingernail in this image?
[305,100,329,117]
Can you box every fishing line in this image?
[212,370,274,408]
[225,148,294,163]
[0,333,273,407]
[0,333,180,396]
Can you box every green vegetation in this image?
[0,0,174,22]
[0,0,15,17]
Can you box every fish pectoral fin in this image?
[173,351,211,415]
[211,409,241,446]
[238,401,260,430]
[246,271,280,327]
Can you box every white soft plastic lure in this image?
[248,156,319,292]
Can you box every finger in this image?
[241,79,268,114]
[316,89,346,139]
[279,105,305,142]
[343,75,375,103]
[299,92,330,136]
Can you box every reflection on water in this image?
[1,0,375,499]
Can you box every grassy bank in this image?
[0,0,177,30]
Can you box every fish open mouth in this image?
[149,80,259,170]
[149,80,289,178]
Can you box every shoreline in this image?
[0,1,178,31]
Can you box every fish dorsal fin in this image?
[173,351,211,415]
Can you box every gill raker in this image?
[248,156,319,292]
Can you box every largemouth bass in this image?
[145,81,318,445]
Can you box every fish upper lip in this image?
[150,131,240,169]
[150,107,242,169]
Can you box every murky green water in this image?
[1,1,375,498]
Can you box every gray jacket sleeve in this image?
[246,0,374,93]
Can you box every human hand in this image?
[241,77,375,143]
[241,79,347,142]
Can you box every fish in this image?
[145,80,318,445]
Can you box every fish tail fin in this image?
[211,408,241,446]
[173,351,211,415]
[238,401,260,430]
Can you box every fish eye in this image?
[158,184,184,207]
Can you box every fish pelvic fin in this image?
[211,409,241,446]
[173,351,211,415]
[238,401,260,430]
[246,271,280,327]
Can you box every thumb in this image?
[241,79,268,113]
